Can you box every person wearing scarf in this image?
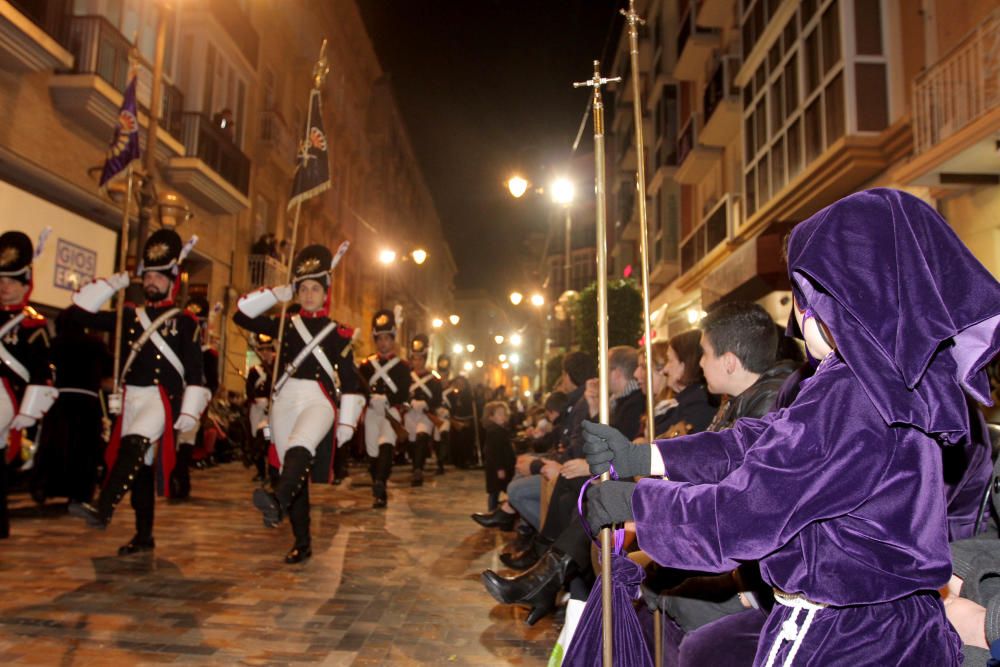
[583,189,1000,665]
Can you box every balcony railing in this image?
[209,0,258,67]
[62,15,184,138]
[913,10,1000,154]
[677,113,698,167]
[178,112,251,195]
[679,194,732,274]
[677,1,714,60]
[703,54,739,122]
[247,254,285,290]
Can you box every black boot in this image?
[500,534,553,570]
[119,464,155,555]
[471,507,517,530]
[508,521,537,554]
[285,481,312,564]
[481,549,574,626]
[170,443,193,499]
[333,444,349,485]
[434,434,447,474]
[253,446,313,528]
[411,433,430,486]
[372,444,392,508]
[71,435,151,529]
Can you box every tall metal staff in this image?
[268,40,331,405]
[622,2,663,663]
[574,59,620,667]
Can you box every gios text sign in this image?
[54,239,97,292]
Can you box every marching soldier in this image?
[170,294,219,498]
[68,229,211,556]
[233,244,364,564]
[404,334,441,486]
[358,310,410,508]
[245,333,275,483]
[0,231,57,538]
[432,354,452,474]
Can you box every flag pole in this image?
[622,2,662,662]
[574,60,620,667]
[111,164,134,397]
[268,40,330,407]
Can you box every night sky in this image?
[358,1,621,299]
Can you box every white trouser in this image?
[122,385,166,466]
[270,378,334,464]
[364,402,399,457]
[249,398,268,437]
[433,406,450,442]
[404,401,434,441]
[0,382,14,450]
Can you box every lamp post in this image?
[550,177,575,296]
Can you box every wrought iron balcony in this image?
[247,254,285,290]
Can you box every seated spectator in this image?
[654,330,717,438]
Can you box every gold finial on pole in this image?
[574,59,620,667]
[312,39,330,90]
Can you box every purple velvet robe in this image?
[633,355,962,664]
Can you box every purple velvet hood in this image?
[787,188,1000,442]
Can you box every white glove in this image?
[108,271,130,290]
[272,284,294,302]
[174,414,198,432]
[9,414,36,431]
[336,424,355,447]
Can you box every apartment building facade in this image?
[0,0,454,389]
[606,0,999,336]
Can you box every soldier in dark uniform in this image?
[447,375,476,468]
[245,333,275,482]
[171,294,219,498]
[432,354,452,474]
[68,229,210,556]
[233,244,364,564]
[0,231,57,538]
[404,333,441,487]
[358,310,410,508]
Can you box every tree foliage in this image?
[571,279,644,361]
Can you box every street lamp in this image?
[463,361,474,372]
[501,362,510,370]
[550,177,575,299]
[507,175,529,198]
[452,343,464,354]
[499,353,507,362]
[510,333,522,347]
[530,292,545,307]
[466,343,475,352]
[475,360,484,368]
[509,353,520,365]
[509,291,523,306]
[411,248,428,265]
[550,177,575,206]
[432,318,443,329]
[494,334,504,344]
[449,314,460,325]
[378,249,397,265]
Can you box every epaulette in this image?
[180,308,200,323]
[21,306,47,328]
[337,323,355,339]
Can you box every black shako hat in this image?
[372,309,396,338]
[254,332,275,351]
[139,228,184,277]
[292,244,332,288]
[410,333,429,356]
[187,294,210,320]
[0,231,33,284]
[436,354,451,372]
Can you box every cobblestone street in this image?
[0,463,556,665]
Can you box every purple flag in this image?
[99,72,141,189]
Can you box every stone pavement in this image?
[0,462,558,665]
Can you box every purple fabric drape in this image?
[562,553,653,667]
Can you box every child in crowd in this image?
[482,400,515,511]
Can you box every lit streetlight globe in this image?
[507,176,528,198]
[509,291,523,306]
[411,248,428,265]
[463,361,474,371]
[494,334,504,344]
[501,362,510,369]
[499,354,507,362]
[530,293,545,307]
[475,360,484,368]
[466,344,475,352]
[432,318,444,328]
[449,314,460,325]
[550,177,575,205]
[509,353,520,365]
[378,249,396,265]
[452,343,463,354]
[510,333,522,347]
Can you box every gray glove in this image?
[581,420,651,477]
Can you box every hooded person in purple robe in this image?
[582,188,1000,666]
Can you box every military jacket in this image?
[358,353,411,406]
[0,307,52,396]
[408,369,442,410]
